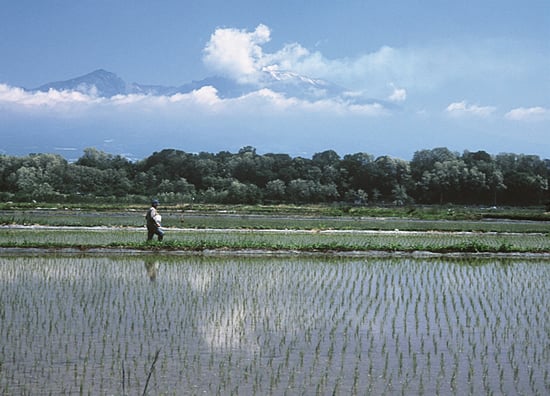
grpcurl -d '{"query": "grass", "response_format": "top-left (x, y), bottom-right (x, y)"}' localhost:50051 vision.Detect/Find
top-left (1, 203), bottom-right (548, 254)
top-left (1, 201), bottom-right (549, 221)
top-left (1, 227), bottom-right (549, 254)
top-left (1, 207), bottom-right (549, 233)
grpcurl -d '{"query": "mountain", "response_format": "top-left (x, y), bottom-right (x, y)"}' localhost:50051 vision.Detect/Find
top-left (130, 76), bottom-right (256, 98)
top-left (32, 70), bottom-right (263, 98)
top-left (35, 69), bottom-right (127, 97)
top-left (31, 69), bottom-right (382, 105)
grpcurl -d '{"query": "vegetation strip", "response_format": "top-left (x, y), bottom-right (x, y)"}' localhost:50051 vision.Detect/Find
top-left (2, 226), bottom-right (549, 254)
top-left (2, 205), bottom-right (548, 255)
top-left (3, 224), bottom-right (547, 236)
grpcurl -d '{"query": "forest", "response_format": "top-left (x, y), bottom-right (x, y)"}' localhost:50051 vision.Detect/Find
top-left (1, 146), bottom-right (548, 206)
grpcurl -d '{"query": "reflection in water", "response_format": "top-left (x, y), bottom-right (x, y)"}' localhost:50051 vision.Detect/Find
top-left (144, 260), bottom-right (159, 281)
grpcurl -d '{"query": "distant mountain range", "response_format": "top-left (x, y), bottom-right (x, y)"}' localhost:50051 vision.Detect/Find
top-left (32, 69), bottom-right (245, 98)
top-left (31, 69), bottom-right (386, 105)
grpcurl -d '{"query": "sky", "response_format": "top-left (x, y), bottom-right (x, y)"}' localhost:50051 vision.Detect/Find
top-left (1, 0), bottom-right (549, 161)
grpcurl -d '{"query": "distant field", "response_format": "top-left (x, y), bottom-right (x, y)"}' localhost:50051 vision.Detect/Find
top-left (1, 204), bottom-right (549, 231)
top-left (1, 204), bottom-right (548, 254)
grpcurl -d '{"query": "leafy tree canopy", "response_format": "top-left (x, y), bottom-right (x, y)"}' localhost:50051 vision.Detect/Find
top-left (1, 147), bottom-right (548, 206)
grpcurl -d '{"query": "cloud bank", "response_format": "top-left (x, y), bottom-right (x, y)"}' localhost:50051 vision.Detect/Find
top-left (0, 83), bottom-right (389, 118)
top-left (505, 107), bottom-right (550, 121)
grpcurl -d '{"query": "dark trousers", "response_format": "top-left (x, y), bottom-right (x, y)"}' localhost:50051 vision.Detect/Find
top-left (147, 225), bottom-right (164, 241)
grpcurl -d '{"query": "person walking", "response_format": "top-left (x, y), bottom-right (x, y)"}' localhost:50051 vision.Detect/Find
top-left (145, 199), bottom-right (164, 241)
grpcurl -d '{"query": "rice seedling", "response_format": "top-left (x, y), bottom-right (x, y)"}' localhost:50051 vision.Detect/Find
top-left (0, 254), bottom-right (548, 394)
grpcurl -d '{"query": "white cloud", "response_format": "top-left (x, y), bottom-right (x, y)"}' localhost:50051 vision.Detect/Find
top-left (200, 25), bottom-right (415, 100)
top-left (168, 86), bottom-right (222, 107)
top-left (264, 42), bottom-right (311, 72)
top-left (0, 82), bottom-right (387, 119)
top-left (445, 100), bottom-right (496, 117)
top-left (0, 84), bottom-right (101, 108)
top-left (388, 84), bottom-right (407, 102)
top-left (213, 88), bottom-right (388, 116)
top-left (203, 24), bottom-right (271, 84)
top-left (505, 106), bottom-right (550, 121)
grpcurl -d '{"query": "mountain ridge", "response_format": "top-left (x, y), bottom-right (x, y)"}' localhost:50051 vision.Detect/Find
top-left (30, 69), bottom-right (383, 105)
top-left (35, 69), bottom-right (127, 97)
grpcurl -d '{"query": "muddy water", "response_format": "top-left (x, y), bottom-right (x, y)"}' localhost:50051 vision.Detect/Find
top-left (0, 255), bottom-right (548, 395)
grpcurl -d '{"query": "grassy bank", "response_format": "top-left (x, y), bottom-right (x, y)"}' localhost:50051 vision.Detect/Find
top-left (2, 227), bottom-right (549, 254)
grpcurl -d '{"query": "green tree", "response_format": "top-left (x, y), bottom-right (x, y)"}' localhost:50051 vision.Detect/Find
top-left (410, 147), bottom-right (458, 181)
top-left (496, 153), bottom-right (548, 204)
top-left (225, 180), bottom-right (261, 204)
top-left (340, 152), bottom-right (374, 192)
top-left (265, 153), bottom-right (297, 182)
top-left (420, 159), bottom-right (468, 204)
top-left (77, 147), bottom-right (130, 170)
top-left (371, 156), bottom-right (412, 202)
top-left (287, 179), bottom-right (314, 203)
top-left (265, 179), bottom-right (286, 202)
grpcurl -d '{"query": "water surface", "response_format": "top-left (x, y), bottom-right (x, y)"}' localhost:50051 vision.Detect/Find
top-left (0, 254), bottom-right (548, 395)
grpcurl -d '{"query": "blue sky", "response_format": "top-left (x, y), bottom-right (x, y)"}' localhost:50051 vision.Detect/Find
top-left (1, 0), bottom-right (549, 160)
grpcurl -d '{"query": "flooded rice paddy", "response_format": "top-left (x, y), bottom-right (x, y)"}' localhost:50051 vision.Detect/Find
top-left (0, 254), bottom-right (548, 395)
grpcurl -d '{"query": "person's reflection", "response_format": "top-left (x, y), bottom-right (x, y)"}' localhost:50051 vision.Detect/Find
top-left (144, 259), bottom-right (160, 281)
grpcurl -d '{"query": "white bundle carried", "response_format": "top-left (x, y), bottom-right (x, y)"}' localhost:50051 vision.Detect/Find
top-left (154, 213), bottom-right (162, 226)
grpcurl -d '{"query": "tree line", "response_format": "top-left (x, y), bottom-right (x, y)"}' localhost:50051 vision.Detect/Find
top-left (1, 146), bottom-right (548, 206)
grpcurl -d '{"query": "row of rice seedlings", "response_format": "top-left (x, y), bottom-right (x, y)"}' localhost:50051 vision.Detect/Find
top-left (0, 210), bottom-right (142, 228)
top-left (0, 228), bottom-right (144, 247)
top-left (165, 229), bottom-right (550, 253)
top-left (173, 214), bottom-right (550, 233)
top-left (0, 255), bottom-right (548, 394)
top-left (3, 208), bottom-right (550, 233)
top-left (2, 227), bottom-right (549, 253)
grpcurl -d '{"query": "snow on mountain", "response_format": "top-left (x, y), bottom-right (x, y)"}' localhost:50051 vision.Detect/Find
top-left (261, 69), bottom-right (348, 101)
